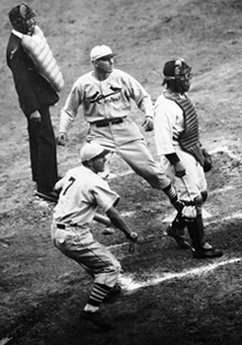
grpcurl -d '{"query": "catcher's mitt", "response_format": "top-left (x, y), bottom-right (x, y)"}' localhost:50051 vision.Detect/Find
top-left (202, 148), bottom-right (212, 172)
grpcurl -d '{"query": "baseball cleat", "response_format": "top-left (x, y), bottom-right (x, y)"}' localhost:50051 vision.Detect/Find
top-left (103, 283), bottom-right (122, 304)
top-left (80, 310), bottom-right (114, 330)
top-left (166, 225), bottom-right (191, 249)
top-left (192, 247), bottom-right (223, 259)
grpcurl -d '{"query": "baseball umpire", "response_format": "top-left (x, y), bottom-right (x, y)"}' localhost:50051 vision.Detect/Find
top-left (6, 4), bottom-right (64, 202)
top-left (56, 45), bottom-right (184, 213)
top-left (154, 58), bottom-right (223, 259)
top-left (51, 142), bottom-right (138, 330)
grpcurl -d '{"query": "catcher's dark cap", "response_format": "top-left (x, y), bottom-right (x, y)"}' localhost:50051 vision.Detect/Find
top-left (163, 60), bottom-right (176, 78)
top-left (9, 3), bottom-right (36, 24)
top-left (162, 58), bottom-right (190, 85)
top-left (162, 60), bottom-right (176, 85)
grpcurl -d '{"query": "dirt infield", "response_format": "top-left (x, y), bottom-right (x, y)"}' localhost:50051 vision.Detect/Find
top-left (1, 0), bottom-right (242, 344)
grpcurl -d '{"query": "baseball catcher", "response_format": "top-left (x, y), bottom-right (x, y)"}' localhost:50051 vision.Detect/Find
top-left (154, 58), bottom-right (223, 259)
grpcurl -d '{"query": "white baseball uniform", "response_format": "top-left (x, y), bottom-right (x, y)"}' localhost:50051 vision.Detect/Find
top-left (59, 68), bottom-right (171, 189)
top-left (51, 165), bottom-right (121, 287)
top-left (154, 92), bottom-right (207, 203)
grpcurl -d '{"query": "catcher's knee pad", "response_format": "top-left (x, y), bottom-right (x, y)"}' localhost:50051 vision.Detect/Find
top-left (201, 190), bottom-right (208, 203)
top-left (193, 194), bottom-right (204, 216)
top-left (194, 194), bottom-right (203, 207)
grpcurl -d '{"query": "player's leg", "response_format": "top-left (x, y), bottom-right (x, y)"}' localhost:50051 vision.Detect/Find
top-left (116, 139), bottom-right (170, 189)
top-left (186, 194), bottom-right (223, 259)
top-left (52, 226), bottom-right (121, 329)
top-left (73, 236), bottom-right (121, 329)
top-left (166, 212), bottom-right (190, 249)
top-left (173, 153), bottom-right (223, 258)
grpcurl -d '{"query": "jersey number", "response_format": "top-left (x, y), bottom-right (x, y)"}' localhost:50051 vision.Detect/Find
top-left (63, 176), bottom-right (76, 195)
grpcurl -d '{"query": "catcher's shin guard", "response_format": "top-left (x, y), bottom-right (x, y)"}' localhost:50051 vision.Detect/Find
top-left (186, 194), bottom-right (205, 250)
top-left (186, 213), bottom-right (205, 251)
top-left (201, 190), bottom-right (208, 203)
top-left (173, 213), bottom-right (187, 231)
top-left (187, 214), bottom-right (223, 258)
top-left (167, 213), bottom-right (190, 249)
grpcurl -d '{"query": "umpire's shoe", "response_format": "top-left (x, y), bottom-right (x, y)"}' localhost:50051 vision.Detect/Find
top-left (193, 247), bottom-right (223, 259)
top-left (166, 225), bottom-right (190, 249)
top-left (35, 190), bottom-right (59, 203)
top-left (80, 310), bottom-right (114, 330)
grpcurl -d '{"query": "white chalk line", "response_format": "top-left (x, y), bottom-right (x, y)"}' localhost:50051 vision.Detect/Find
top-left (0, 337), bottom-right (13, 345)
top-left (107, 146), bottom-right (241, 182)
top-left (209, 185), bottom-right (235, 195)
top-left (108, 209), bottom-right (242, 252)
top-left (209, 145), bottom-right (241, 161)
top-left (119, 257), bottom-right (242, 292)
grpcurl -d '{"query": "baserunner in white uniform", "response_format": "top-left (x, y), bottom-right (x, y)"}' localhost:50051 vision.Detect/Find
top-left (154, 58), bottom-right (223, 259)
top-left (57, 45), bottom-right (184, 213)
top-left (51, 142), bottom-right (138, 330)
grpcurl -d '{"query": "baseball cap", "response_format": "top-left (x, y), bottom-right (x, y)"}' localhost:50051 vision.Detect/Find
top-left (162, 60), bottom-right (176, 79)
top-left (162, 58), bottom-right (190, 85)
top-left (9, 3), bottom-right (36, 24)
top-left (80, 142), bottom-right (109, 162)
top-left (90, 45), bottom-right (114, 61)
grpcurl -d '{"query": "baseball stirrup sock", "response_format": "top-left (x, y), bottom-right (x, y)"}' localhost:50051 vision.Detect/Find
top-left (162, 183), bottom-right (177, 203)
top-left (88, 283), bottom-right (111, 306)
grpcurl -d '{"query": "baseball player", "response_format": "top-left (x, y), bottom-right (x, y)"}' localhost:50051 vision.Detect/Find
top-left (154, 58), bottom-right (223, 259)
top-left (56, 45), bottom-right (184, 213)
top-left (51, 142), bottom-right (138, 330)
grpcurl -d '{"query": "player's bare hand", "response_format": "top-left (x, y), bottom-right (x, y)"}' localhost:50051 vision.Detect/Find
top-left (57, 132), bottom-right (67, 146)
top-left (142, 116), bottom-right (154, 132)
top-left (126, 231), bottom-right (138, 242)
top-left (174, 161), bottom-right (186, 178)
top-left (29, 110), bottom-right (41, 123)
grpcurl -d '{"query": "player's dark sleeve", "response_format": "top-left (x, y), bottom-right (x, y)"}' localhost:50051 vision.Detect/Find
top-left (165, 152), bottom-right (180, 165)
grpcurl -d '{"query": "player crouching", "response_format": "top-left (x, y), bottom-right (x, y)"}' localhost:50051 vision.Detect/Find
top-left (51, 142), bottom-right (137, 330)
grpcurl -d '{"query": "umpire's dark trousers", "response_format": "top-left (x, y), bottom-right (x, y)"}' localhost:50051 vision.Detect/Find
top-left (28, 106), bottom-right (58, 193)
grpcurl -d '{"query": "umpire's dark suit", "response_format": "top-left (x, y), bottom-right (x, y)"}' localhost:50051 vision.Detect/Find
top-left (6, 32), bottom-right (59, 194)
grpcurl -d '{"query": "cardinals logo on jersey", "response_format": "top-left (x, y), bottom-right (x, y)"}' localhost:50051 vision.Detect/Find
top-left (88, 86), bottom-right (122, 104)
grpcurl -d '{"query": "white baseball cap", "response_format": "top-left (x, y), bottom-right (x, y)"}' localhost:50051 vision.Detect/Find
top-left (80, 142), bottom-right (109, 162)
top-left (90, 45), bottom-right (114, 61)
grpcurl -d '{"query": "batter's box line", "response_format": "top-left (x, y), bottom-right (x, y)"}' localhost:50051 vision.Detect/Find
top-left (108, 209), bottom-right (242, 253)
top-left (118, 256), bottom-right (242, 293)
top-left (0, 337), bottom-right (13, 345)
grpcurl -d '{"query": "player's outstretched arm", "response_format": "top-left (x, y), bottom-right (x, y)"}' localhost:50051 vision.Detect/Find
top-left (106, 206), bottom-right (138, 242)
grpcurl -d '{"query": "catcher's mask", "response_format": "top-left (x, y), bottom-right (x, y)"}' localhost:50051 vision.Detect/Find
top-left (9, 3), bottom-right (36, 35)
top-left (162, 58), bottom-right (192, 93)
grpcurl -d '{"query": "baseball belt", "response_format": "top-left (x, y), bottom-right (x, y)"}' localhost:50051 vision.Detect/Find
top-left (94, 117), bottom-right (125, 127)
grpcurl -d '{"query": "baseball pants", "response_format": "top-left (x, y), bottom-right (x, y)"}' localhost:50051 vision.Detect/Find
top-left (87, 117), bottom-right (170, 189)
top-left (160, 147), bottom-right (207, 202)
top-left (28, 106), bottom-right (58, 193)
top-left (51, 222), bottom-right (121, 288)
